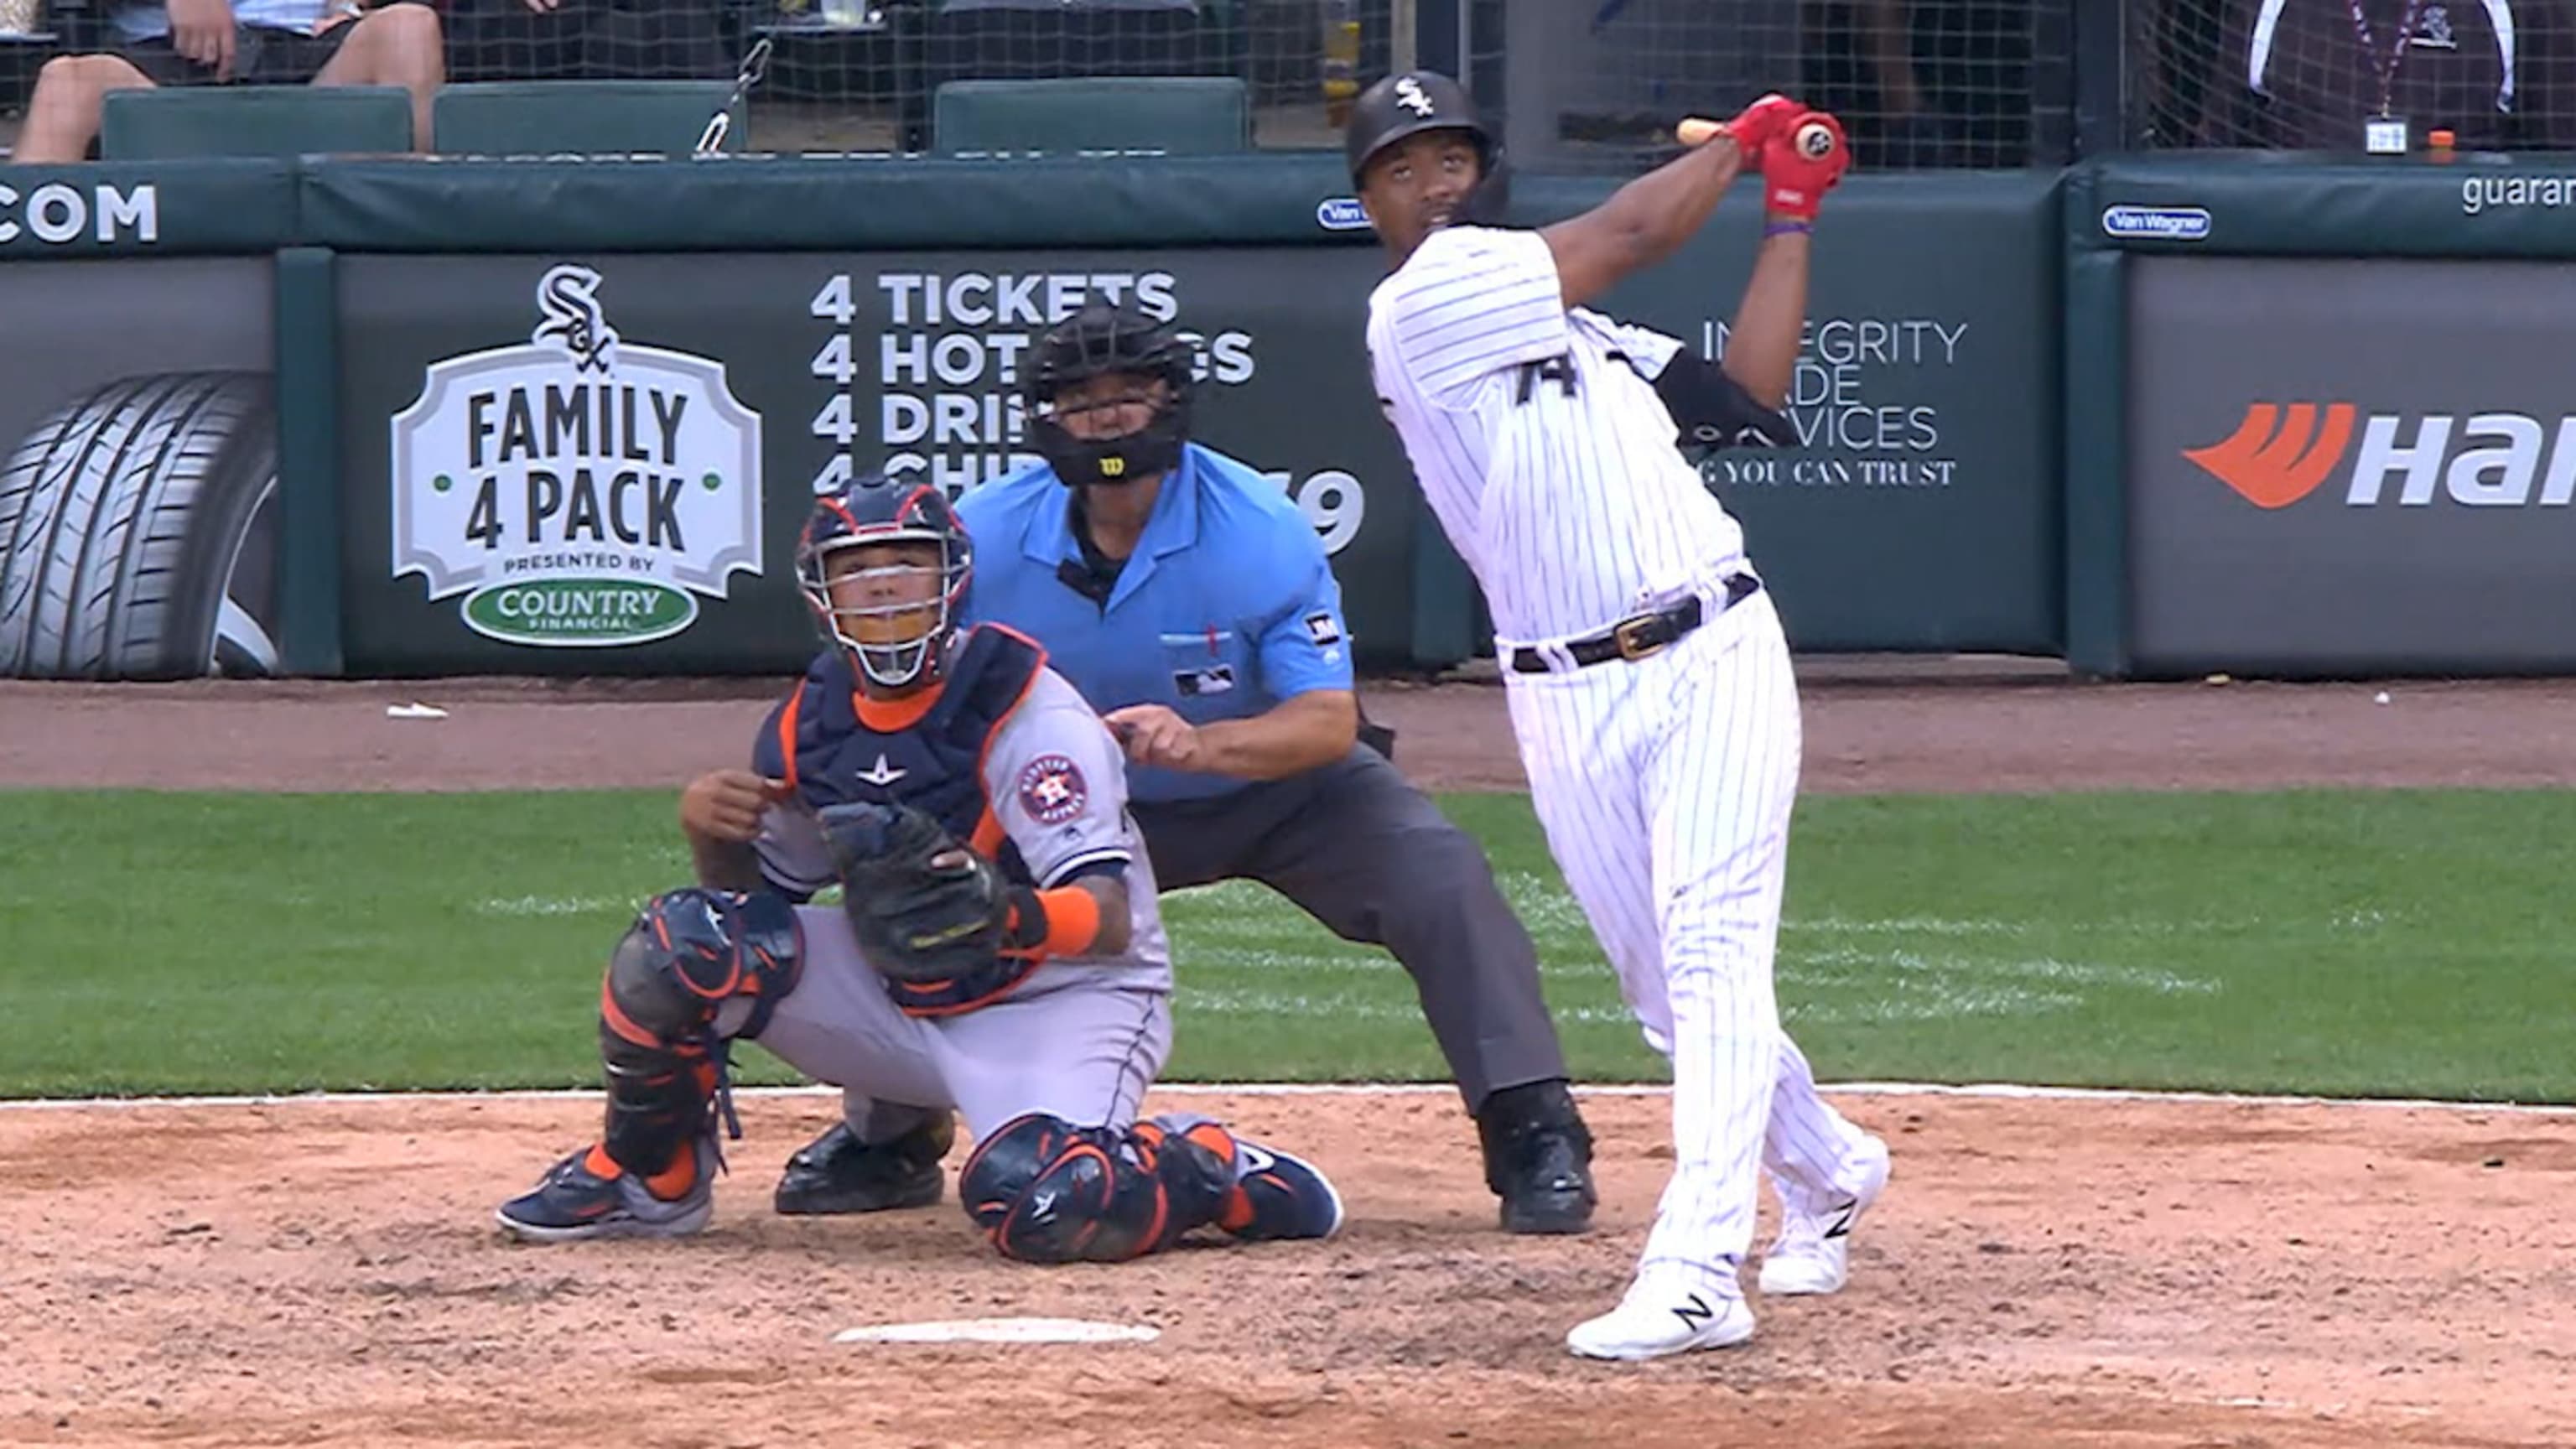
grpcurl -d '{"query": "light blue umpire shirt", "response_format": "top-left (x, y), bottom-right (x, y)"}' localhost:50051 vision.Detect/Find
top-left (953, 442), bottom-right (1355, 804)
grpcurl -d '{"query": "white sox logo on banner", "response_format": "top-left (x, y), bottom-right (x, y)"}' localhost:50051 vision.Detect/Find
top-left (390, 263), bottom-right (765, 648)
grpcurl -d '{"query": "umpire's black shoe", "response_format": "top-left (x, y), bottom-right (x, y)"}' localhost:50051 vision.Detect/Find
top-left (1477, 1078), bottom-right (1598, 1235)
top-left (773, 1114), bottom-right (954, 1216)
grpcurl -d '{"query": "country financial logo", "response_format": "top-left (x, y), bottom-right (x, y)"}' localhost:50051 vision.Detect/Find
top-left (390, 264), bottom-right (765, 647)
top-left (2184, 403), bottom-right (2576, 510)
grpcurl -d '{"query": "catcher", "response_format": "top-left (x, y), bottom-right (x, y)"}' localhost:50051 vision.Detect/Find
top-left (494, 472), bottom-right (1346, 1263)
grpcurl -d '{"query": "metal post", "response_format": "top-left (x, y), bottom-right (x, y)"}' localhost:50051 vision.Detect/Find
top-left (1392, 0), bottom-right (1415, 75)
top-left (1413, 0), bottom-right (1458, 73)
top-left (2073, 0), bottom-right (2128, 157)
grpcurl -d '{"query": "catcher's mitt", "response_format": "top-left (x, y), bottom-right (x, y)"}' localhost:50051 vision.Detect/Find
top-left (815, 801), bottom-right (1011, 984)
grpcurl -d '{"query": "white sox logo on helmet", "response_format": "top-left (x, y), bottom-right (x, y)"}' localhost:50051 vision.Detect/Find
top-left (1394, 77), bottom-right (1436, 117)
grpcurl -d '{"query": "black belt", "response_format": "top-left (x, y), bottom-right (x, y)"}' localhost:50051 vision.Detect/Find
top-left (1507, 574), bottom-right (1758, 674)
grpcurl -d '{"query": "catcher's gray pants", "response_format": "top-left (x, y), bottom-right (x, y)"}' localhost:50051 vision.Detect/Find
top-left (1134, 745), bottom-right (1567, 1114)
top-left (733, 906), bottom-right (1171, 1146)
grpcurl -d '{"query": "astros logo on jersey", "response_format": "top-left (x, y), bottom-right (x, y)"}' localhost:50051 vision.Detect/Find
top-left (1019, 754), bottom-right (1088, 825)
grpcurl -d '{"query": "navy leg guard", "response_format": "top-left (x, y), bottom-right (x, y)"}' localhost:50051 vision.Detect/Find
top-left (595, 887), bottom-right (802, 1177)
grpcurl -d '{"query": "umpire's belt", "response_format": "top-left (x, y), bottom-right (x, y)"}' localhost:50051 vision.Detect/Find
top-left (1504, 574), bottom-right (1759, 675)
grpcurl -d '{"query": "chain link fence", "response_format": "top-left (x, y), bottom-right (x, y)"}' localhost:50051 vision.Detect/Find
top-left (7, 2), bottom-right (2574, 165)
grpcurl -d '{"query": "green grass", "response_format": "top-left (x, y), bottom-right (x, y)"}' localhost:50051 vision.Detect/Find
top-left (2, 788), bottom-right (2569, 1102)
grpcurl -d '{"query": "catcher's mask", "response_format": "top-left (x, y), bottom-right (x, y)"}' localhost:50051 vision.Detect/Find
top-left (795, 474), bottom-right (974, 691)
top-left (1345, 70), bottom-right (1512, 228)
top-left (1025, 298), bottom-right (1194, 490)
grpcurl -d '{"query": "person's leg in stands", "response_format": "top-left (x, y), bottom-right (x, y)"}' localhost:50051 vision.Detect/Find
top-left (13, 54), bottom-right (157, 163)
top-left (312, 2), bottom-right (444, 151)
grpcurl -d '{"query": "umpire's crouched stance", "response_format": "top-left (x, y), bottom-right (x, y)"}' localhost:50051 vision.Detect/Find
top-left (773, 298), bottom-right (1598, 1234)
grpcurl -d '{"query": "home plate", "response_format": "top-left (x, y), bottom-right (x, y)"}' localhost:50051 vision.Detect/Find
top-left (833, 1317), bottom-right (1161, 1346)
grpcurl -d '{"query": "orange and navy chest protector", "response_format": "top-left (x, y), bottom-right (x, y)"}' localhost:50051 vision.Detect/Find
top-left (755, 625), bottom-right (1046, 1015)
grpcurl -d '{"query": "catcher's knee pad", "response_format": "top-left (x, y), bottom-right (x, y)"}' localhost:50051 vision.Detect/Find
top-left (595, 889), bottom-right (803, 1176)
top-left (958, 1113), bottom-right (1233, 1265)
top-left (601, 888), bottom-right (803, 1048)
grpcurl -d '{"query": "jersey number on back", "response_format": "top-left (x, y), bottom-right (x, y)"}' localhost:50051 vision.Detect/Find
top-left (1514, 354), bottom-right (1579, 404)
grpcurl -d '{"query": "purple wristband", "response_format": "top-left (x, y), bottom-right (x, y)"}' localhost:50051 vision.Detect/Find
top-left (1763, 220), bottom-right (1813, 239)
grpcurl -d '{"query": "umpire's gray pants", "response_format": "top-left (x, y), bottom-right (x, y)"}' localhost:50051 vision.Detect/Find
top-left (1131, 745), bottom-right (1568, 1114)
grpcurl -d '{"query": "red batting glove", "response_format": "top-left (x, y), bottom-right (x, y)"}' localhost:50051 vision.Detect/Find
top-left (1719, 93), bottom-right (1805, 160)
top-left (1760, 110), bottom-right (1850, 223)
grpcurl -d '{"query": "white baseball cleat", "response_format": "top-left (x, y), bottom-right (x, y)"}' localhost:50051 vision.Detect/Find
top-left (1758, 1135), bottom-right (1892, 1297)
top-left (1565, 1284), bottom-right (1756, 1362)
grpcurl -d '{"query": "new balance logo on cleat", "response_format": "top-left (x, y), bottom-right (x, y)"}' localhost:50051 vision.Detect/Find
top-left (1758, 1137), bottom-right (1890, 1298)
top-left (1566, 1286), bottom-right (1757, 1362)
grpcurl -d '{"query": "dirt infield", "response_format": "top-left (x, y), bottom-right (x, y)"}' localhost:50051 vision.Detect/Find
top-left (4, 664), bottom-right (2573, 1449)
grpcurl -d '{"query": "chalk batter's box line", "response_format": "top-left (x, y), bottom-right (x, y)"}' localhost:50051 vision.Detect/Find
top-left (1, 1082), bottom-right (2572, 1116)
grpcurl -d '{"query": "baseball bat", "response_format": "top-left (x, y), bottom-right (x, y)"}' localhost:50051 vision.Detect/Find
top-left (1676, 115), bottom-right (1842, 159)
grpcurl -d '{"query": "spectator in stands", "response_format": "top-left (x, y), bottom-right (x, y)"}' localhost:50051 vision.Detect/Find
top-left (2199, 0), bottom-right (2576, 149)
top-left (10, 0), bottom-right (444, 162)
top-left (443, 0), bottom-right (732, 86)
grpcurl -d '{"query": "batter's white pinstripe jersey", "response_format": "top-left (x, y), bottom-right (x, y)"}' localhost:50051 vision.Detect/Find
top-left (1363, 217), bottom-right (1889, 1337)
top-left (1364, 225), bottom-right (1752, 644)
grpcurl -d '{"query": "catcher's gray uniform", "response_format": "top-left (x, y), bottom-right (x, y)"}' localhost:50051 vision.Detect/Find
top-left (714, 656), bottom-right (1175, 1145)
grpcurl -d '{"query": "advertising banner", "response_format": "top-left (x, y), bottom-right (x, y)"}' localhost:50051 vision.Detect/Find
top-left (0, 258), bottom-right (278, 680)
top-left (0, 161), bottom-right (298, 258)
top-left (1550, 173), bottom-right (2064, 654)
top-left (335, 247), bottom-right (1415, 674)
top-left (2127, 254), bottom-right (2576, 673)
top-left (2085, 153), bottom-right (2576, 259)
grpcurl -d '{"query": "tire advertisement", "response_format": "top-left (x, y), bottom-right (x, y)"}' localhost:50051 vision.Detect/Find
top-left (0, 258), bottom-right (281, 681)
top-left (2127, 254), bottom-right (2576, 674)
top-left (334, 248), bottom-right (1415, 676)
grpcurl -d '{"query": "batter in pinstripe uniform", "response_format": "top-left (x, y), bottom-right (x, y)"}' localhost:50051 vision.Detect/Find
top-left (1348, 71), bottom-right (1894, 1360)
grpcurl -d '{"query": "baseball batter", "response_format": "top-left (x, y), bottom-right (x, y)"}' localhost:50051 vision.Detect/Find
top-left (1347, 72), bottom-right (1893, 1359)
top-left (494, 474), bottom-right (1343, 1264)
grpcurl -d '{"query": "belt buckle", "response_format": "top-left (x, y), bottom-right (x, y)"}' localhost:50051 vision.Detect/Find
top-left (1612, 614), bottom-right (1667, 662)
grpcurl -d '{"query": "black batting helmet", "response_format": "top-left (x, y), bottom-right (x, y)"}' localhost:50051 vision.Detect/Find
top-left (1343, 70), bottom-right (1511, 225)
top-left (1023, 297), bottom-right (1195, 489)
top-left (795, 472), bottom-right (974, 691)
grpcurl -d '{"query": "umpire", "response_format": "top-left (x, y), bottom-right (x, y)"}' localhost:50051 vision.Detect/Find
top-left (771, 298), bottom-right (1598, 1236)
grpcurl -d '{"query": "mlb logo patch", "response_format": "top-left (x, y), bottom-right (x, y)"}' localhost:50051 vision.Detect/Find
top-left (1017, 753), bottom-right (1088, 825)
top-left (1303, 611), bottom-right (1343, 647)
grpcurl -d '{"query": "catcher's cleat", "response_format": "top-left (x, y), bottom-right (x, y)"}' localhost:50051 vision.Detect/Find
top-left (1212, 1134), bottom-right (1346, 1243)
top-left (1478, 1078), bottom-right (1599, 1236)
top-left (496, 1140), bottom-right (715, 1244)
top-left (773, 1116), bottom-right (953, 1216)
